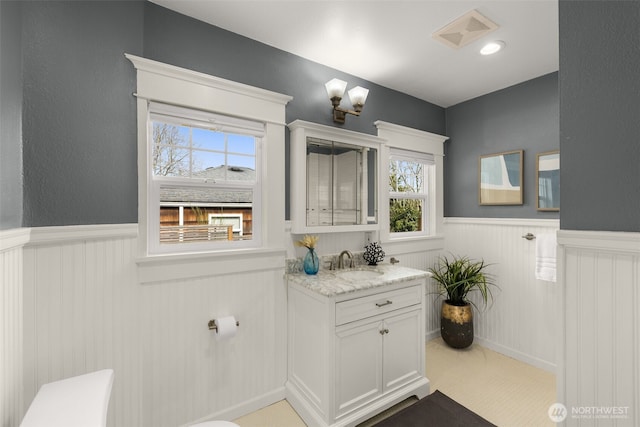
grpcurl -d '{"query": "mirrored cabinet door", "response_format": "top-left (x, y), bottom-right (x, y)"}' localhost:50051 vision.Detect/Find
top-left (289, 120), bottom-right (383, 234)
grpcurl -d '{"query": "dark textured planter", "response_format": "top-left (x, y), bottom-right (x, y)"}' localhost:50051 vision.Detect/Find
top-left (440, 300), bottom-right (474, 349)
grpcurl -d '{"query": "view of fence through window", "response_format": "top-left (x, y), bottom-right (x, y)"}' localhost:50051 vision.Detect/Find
top-left (389, 158), bottom-right (425, 233)
top-left (152, 120), bottom-right (257, 245)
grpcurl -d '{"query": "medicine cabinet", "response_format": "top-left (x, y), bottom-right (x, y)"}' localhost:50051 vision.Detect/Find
top-left (288, 120), bottom-right (383, 234)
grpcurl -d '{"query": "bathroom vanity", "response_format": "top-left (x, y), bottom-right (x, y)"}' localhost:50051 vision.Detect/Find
top-left (286, 265), bottom-right (430, 427)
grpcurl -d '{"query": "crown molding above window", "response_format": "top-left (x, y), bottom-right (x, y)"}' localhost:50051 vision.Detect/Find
top-left (125, 53), bottom-right (292, 125)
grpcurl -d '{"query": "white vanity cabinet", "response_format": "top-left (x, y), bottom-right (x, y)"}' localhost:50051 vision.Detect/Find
top-left (286, 269), bottom-right (430, 427)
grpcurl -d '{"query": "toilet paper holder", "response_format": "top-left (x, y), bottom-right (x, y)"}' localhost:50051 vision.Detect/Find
top-left (208, 318), bottom-right (240, 331)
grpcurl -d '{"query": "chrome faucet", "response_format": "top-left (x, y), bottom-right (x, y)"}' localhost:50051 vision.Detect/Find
top-left (338, 250), bottom-right (354, 269)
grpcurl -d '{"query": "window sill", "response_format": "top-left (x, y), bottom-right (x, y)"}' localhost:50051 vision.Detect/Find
top-left (382, 234), bottom-right (444, 253)
top-left (136, 247), bottom-right (286, 284)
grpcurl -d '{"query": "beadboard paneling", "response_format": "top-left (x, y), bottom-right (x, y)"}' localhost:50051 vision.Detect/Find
top-left (443, 218), bottom-right (560, 372)
top-left (141, 269), bottom-right (287, 427)
top-left (0, 229), bottom-right (28, 427)
top-left (21, 225), bottom-right (288, 427)
top-left (558, 230), bottom-right (640, 427)
top-left (22, 228), bottom-right (142, 427)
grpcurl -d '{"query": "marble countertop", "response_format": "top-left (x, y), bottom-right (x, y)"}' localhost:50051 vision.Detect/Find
top-left (286, 264), bottom-right (431, 297)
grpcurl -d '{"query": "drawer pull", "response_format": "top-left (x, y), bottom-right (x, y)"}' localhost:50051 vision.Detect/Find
top-left (375, 300), bottom-right (393, 308)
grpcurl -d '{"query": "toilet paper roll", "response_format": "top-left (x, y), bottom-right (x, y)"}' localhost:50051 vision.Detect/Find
top-left (215, 316), bottom-right (238, 341)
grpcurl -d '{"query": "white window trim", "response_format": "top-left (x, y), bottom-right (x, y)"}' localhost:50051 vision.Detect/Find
top-left (126, 54), bottom-right (292, 264)
top-left (374, 121), bottom-right (448, 244)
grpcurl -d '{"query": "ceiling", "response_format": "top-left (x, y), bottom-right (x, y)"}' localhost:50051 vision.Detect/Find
top-left (150, 0), bottom-right (558, 108)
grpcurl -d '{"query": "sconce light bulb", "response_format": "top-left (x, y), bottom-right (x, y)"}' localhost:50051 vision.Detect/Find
top-left (325, 78), bottom-right (348, 100)
top-left (348, 86), bottom-right (369, 111)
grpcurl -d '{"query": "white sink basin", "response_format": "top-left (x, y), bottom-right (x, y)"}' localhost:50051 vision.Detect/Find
top-left (335, 269), bottom-right (384, 281)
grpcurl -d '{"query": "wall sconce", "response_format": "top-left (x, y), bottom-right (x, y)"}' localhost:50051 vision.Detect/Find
top-left (325, 78), bottom-right (369, 124)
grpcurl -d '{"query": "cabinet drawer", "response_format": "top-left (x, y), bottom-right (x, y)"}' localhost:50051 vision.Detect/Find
top-left (335, 285), bottom-right (422, 326)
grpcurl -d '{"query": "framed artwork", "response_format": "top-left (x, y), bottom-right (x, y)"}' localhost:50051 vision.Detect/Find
top-left (536, 150), bottom-right (560, 211)
top-left (479, 150), bottom-right (523, 205)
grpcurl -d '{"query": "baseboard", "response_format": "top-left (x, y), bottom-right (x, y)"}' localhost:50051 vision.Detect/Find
top-left (425, 329), bottom-right (440, 342)
top-left (426, 331), bottom-right (556, 374)
top-left (473, 336), bottom-right (556, 374)
top-left (287, 378), bottom-right (430, 427)
top-left (336, 379), bottom-right (430, 427)
top-left (182, 387), bottom-right (286, 427)
top-left (285, 381), bottom-right (327, 427)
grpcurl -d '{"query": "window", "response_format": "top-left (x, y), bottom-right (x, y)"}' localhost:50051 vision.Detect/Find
top-left (388, 149), bottom-right (434, 238)
top-left (127, 53), bottom-right (291, 265)
top-left (148, 103), bottom-right (262, 253)
top-left (375, 120), bottom-right (447, 245)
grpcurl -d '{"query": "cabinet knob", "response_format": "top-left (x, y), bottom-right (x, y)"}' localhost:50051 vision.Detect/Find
top-left (375, 300), bottom-right (393, 308)
top-left (379, 328), bottom-right (389, 335)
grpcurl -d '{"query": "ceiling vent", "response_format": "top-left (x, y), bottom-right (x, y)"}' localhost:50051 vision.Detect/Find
top-left (432, 9), bottom-right (499, 49)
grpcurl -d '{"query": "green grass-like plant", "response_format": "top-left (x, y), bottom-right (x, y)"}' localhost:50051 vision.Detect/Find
top-left (428, 255), bottom-right (497, 310)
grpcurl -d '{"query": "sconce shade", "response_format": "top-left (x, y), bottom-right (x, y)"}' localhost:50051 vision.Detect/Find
top-left (348, 86), bottom-right (369, 110)
top-left (325, 78), bottom-right (348, 99)
top-left (325, 78), bottom-right (368, 123)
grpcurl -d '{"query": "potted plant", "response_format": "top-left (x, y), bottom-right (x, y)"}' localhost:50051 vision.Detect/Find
top-left (428, 255), bottom-right (497, 349)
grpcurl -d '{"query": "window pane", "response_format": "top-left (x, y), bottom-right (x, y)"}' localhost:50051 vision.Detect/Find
top-left (192, 151), bottom-right (225, 176)
top-left (228, 134), bottom-right (255, 155)
top-left (389, 160), bottom-right (424, 193)
top-left (159, 186), bottom-right (253, 244)
top-left (153, 122), bottom-right (190, 147)
top-left (192, 128), bottom-right (225, 151)
top-left (227, 154), bottom-right (255, 171)
top-left (153, 122), bottom-right (192, 177)
top-left (154, 148), bottom-right (190, 177)
top-left (389, 198), bottom-right (423, 233)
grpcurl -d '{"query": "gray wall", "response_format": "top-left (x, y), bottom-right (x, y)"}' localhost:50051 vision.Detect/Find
top-left (142, 2), bottom-right (445, 221)
top-left (0, 1), bottom-right (23, 229)
top-left (21, 0), bottom-right (143, 227)
top-left (6, 1), bottom-right (445, 228)
top-left (142, 3), bottom-right (446, 137)
top-left (444, 73), bottom-right (560, 219)
top-left (559, 0), bottom-right (640, 232)
top-left (9, 1), bottom-right (639, 232)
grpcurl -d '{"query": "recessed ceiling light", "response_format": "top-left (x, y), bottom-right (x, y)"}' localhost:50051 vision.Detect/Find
top-left (480, 41), bottom-right (505, 55)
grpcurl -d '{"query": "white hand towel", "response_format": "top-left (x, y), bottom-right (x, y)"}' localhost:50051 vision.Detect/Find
top-left (535, 233), bottom-right (557, 282)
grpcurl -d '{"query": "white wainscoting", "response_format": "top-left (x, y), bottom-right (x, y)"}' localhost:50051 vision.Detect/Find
top-left (0, 228), bottom-right (29, 427)
top-left (558, 230), bottom-right (640, 427)
top-left (17, 220), bottom-right (630, 425)
top-left (17, 224), bottom-right (288, 427)
top-left (443, 218), bottom-right (560, 372)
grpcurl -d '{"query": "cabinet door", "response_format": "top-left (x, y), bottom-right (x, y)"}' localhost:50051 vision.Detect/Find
top-left (335, 321), bottom-right (383, 418)
top-left (382, 309), bottom-right (424, 392)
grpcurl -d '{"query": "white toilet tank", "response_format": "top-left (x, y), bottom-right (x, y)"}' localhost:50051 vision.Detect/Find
top-left (20, 369), bottom-right (114, 427)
